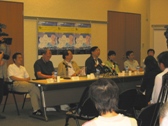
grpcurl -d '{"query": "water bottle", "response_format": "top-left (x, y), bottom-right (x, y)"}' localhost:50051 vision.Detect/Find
top-left (136, 66), bottom-right (140, 74)
top-left (125, 66), bottom-right (129, 73)
top-left (53, 71), bottom-right (57, 82)
top-left (95, 69), bottom-right (100, 78)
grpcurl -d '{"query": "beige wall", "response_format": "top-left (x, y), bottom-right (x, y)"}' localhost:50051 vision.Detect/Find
top-left (150, 0), bottom-right (168, 49)
top-left (2, 0), bottom-right (150, 78)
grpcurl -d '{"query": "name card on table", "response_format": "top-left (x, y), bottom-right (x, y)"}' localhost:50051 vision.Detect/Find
top-left (46, 78), bottom-right (54, 83)
top-left (71, 76), bottom-right (79, 81)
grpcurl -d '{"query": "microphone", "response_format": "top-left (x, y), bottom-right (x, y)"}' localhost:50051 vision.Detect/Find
top-left (63, 62), bottom-right (71, 68)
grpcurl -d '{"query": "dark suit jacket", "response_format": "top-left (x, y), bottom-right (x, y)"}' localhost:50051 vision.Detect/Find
top-left (85, 56), bottom-right (102, 74)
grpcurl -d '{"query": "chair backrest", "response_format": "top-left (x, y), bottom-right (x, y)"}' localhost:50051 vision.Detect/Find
top-left (137, 103), bottom-right (160, 126)
top-left (118, 88), bottom-right (137, 110)
top-left (77, 86), bottom-right (99, 117)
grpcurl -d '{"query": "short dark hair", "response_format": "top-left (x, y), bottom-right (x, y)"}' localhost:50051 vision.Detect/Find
top-left (144, 56), bottom-right (160, 72)
top-left (41, 48), bottom-right (51, 55)
top-left (147, 49), bottom-right (155, 54)
top-left (12, 52), bottom-right (22, 63)
top-left (157, 51), bottom-right (168, 68)
top-left (126, 51), bottom-right (133, 59)
top-left (108, 50), bottom-right (116, 57)
top-left (90, 46), bottom-right (98, 54)
top-left (62, 50), bottom-right (72, 59)
top-left (89, 78), bottom-right (119, 114)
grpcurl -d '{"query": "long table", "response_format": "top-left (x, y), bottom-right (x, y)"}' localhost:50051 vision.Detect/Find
top-left (30, 73), bottom-right (144, 121)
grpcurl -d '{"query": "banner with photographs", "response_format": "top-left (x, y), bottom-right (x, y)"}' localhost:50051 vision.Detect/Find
top-left (37, 21), bottom-right (91, 55)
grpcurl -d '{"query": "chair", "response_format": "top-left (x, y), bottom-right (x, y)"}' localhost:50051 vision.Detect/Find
top-left (136, 103), bottom-right (160, 126)
top-left (2, 81), bottom-right (28, 115)
top-left (64, 86), bottom-right (99, 126)
top-left (117, 88), bottom-right (138, 117)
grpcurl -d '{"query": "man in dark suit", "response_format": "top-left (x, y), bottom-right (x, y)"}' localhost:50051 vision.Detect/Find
top-left (85, 46), bottom-right (103, 74)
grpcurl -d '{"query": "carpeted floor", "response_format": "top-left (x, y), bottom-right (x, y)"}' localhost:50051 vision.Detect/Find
top-left (0, 101), bottom-right (86, 126)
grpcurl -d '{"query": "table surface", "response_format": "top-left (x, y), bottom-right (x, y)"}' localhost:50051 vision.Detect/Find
top-left (30, 72), bottom-right (144, 85)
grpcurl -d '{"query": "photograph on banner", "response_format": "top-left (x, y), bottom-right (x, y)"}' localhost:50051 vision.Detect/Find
top-left (74, 23), bottom-right (91, 54)
top-left (37, 21), bottom-right (91, 55)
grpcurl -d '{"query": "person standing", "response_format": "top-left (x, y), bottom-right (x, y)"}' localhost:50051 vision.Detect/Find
top-left (150, 51), bottom-right (168, 104)
top-left (0, 34), bottom-right (11, 119)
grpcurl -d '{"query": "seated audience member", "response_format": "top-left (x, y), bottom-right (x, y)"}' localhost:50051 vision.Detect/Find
top-left (82, 78), bottom-right (137, 126)
top-left (105, 50), bottom-right (120, 74)
top-left (8, 52), bottom-right (42, 116)
top-left (150, 51), bottom-right (168, 104)
top-left (160, 102), bottom-right (168, 126)
top-left (57, 50), bottom-right (80, 77)
top-left (140, 56), bottom-right (161, 104)
top-left (85, 46), bottom-right (103, 74)
top-left (124, 51), bottom-right (139, 71)
top-left (143, 49), bottom-right (155, 68)
top-left (34, 48), bottom-right (55, 79)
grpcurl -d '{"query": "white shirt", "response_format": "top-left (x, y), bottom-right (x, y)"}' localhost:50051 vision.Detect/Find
top-left (8, 63), bottom-right (29, 82)
top-left (82, 114), bottom-right (137, 126)
top-left (151, 68), bottom-right (168, 104)
top-left (66, 61), bottom-right (75, 76)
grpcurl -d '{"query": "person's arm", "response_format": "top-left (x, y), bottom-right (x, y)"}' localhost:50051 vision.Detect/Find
top-left (36, 71), bottom-right (53, 79)
top-left (72, 61), bottom-right (81, 76)
top-left (151, 75), bottom-right (162, 104)
top-left (9, 76), bottom-right (30, 81)
top-left (0, 52), bottom-right (4, 65)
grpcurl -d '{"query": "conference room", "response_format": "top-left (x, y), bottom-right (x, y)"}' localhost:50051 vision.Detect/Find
top-left (0, 0), bottom-right (168, 126)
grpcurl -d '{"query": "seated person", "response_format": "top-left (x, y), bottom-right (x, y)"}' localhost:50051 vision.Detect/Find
top-left (140, 56), bottom-right (161, 104)
top-left (34, 48), bottom-right (55, 79)
top-left (150, 51), bottom-right (168, 104)
top-left (160, 102), bottom-right (168, 126)
top-left (57, 50), bottom-right (81, 77)
top-left (8, 52), bottom-right (42, 116)
top-left (124, 50), bottom-right (140, 71)
top-left (85, 46), bottom-right (103, 74)
top-left (105, 50), bottom-right (120, 74)
top-left (82, 78), bottom-right (137, 126)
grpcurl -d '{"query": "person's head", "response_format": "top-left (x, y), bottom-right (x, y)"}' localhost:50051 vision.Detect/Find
top-left (157, 51), bottom-right (168, 71)
top-left (12, 52), bottom-right (22, 66)
top-left (147, 49), bottom-right (155, 56)
top-left (160, 102), bottom-right (168, 126)
top-left (89, 78), bottom-right (119, 115)
top-left (0, 36), bottom-right (3, 41)
top-left (62, 50), bottom-right (73, 62)
top-left (90, 46), bottom-right (100, 58)
top-left (126, 51), bottom-right (134, 60)
top-left (50, 34), bottom-right (57, 42)
top-left (108, 50), bottom-right (116, 61)
top-left (42, 48), bottom-right (52, 62)
top-left (144, 56), bottom-right (159, 72)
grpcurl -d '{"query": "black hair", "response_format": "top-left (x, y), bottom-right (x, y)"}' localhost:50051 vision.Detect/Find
top-left (147, 49), bottom-right (155, 54)
top-left (90, 46), bottom-right (98, 54)
top-left (41, 48), bottom-right (51, 55)
top-left (144, 56), bottom-right (160, 72)
top-left (12, 52), bottom-right (22, 63)
top-left (126, 51), bottom-right (133, 59)
top-left (157, 51), bottom-right (168, 68)
top-left (89, 78), bottom-right (119, 114)
top-left (108, 50), bottom-right (116, 57)
top-left (62, 50), bottom-right (72, 59)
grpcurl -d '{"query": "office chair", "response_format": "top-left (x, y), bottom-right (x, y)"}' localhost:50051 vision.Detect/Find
top-left (64, 86), bottom-right (99, 126)
top-left (136, 103), bottom-right (160, 126)
top-left (2, 81), bottom-right (28, 115)
top-left (117, 88), bottom-right (137, 117)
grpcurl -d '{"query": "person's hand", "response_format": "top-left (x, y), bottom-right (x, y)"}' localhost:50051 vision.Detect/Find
top-left (0, 51), bottom-right (4, 60)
